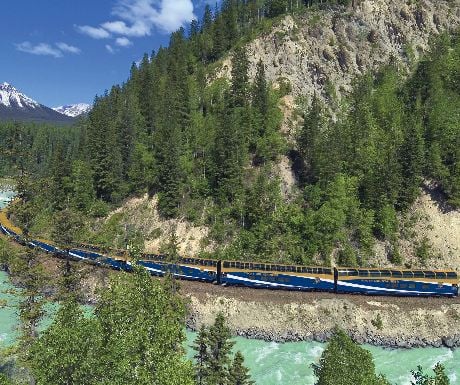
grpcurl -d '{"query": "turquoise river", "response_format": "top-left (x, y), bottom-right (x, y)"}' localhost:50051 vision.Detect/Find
top-left (0, 191), bottom-right (459, 384)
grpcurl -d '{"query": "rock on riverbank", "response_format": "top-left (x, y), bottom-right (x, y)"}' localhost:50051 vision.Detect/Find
top-left (183, 282), bottom-right (460, 349)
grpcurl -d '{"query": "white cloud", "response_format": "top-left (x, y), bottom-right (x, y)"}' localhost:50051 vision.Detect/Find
top-left (76, 25), bottom-right (111, 39)
top-left (79, 0), bottom-right (196, 47)
top-left (56, 42), bottom-right (81, 54)
top-left (16, 42), bottom-right (63, 58)
top-left (105, 44), bottom-right (116, 54)
top-left (102, 20), bottom-right (150, 37)
top-left (150, 0), bottom-right (195, 33)
top-left (115, 37), bottom-right (133, 47)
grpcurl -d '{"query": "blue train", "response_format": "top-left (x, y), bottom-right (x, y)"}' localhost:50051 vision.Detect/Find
top-left (1, 223), bottom-right (458, 297)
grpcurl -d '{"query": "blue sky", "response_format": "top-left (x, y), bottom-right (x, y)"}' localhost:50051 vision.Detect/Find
top-left (1, 0), bottom-right (213, 107)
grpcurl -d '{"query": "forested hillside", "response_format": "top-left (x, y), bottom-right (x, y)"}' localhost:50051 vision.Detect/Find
top-left (2, 0), bottom-right (460, 268)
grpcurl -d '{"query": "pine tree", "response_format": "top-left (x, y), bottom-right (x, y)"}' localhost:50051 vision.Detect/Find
top-left (313, 329), bottom-right (390, 385)
top-left (70, 160), bottom-right (95, 213)
top-left (14, 249), bottom-right (48, 357)
top-left (206, 313), bottom-right (235, 385)
top-left (193, 325), bottom-right (210, 385)
top-left (252, 59), bottom-right (269, 120)
top-left (231, 46), bottom-right (250, 108)
top-left (228, 351), bottom-right (254, 385)
top-left (52, 208), bottom-right (82, 252)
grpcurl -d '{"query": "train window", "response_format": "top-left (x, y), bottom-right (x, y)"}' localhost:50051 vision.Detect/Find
top-left (346, 269), bottom-right (358, 276)
top-left (369, 270), bottom-right (381, 277)
top-left (447, 272), bottom-right (458, 279)
top-left (391, 270), bottom-right (402, 277)
top-left (435, 272), bottom-right (446, 279)
top-left (422, 284), bottom-right (430, 289)
top-left (424, 271), bottom-right (435, 279)
top-left (358, 270), bottom-right (369, 277)
top-left (380, 270), bottom-right (391, 277)
top-left (409, 283), bottom-right (416, 289)
top-left (223, 262), bottom-right (229, 268)
top-left (400, 283), bottom-right (407, 289)
top-left (413, 272), bottom-right (424, 278)
top-left (402, 271), bottom-right (413, 278)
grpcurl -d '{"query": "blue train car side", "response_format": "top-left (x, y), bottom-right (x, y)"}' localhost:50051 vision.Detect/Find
top-left (138, 257), bottom-right (218, 282)
top-left (221, 261), bottom-right (335, 291)
top-left (336, 268), bottom-right (458, 297)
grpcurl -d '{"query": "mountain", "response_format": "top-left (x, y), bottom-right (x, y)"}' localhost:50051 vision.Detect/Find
top-left (0, 82), bottom-right (74, 124)
top-left (53, 103), bottom-right (91, 118)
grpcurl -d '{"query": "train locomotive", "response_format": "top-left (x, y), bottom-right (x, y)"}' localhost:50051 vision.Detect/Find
top-left (0, 222), bottom-right (458, 297)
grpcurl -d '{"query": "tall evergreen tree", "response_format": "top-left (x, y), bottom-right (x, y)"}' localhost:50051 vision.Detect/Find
top-left (228, 351), bottom-right (254, 385)
top-left (313, 329), bottom-right (390, 385)
top-left (231, 46), bottom-right (250, 108)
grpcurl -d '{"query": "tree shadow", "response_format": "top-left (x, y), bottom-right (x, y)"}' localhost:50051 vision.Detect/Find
top-left (422, 181), bottom-right (457, 215)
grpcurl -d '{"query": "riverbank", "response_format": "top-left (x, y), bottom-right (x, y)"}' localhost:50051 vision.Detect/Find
top-left (183, 281), bottom-right (460, 348)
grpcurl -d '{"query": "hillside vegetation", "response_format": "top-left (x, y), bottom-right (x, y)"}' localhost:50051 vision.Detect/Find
top-left (2, 0), bottom-right (460, 269)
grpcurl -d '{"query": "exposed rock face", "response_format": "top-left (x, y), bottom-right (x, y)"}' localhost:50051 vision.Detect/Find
top-left (217, 0), bottom-right (460, 104)
top-left (186, 292), bottom-right (460, 348)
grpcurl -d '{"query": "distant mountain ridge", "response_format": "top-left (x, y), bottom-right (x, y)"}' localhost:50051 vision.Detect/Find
top-left (53, 103), bottom-right (92, 118)
top-left (0, 82), bottom-right (75, 124)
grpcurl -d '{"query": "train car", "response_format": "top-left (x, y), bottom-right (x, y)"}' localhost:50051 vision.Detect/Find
top-left (138, 257), bottom-right (219, 282)
top-left (220, 261), bottom-right (335, 291)
top-left (30, 239), bottom-right (59, 254)
top-left (336, 268), bottom-right (459, 297)
top-left (68, 248), bottom-right (105, 263)
top-left (0, 224), bottom-right (16, 237)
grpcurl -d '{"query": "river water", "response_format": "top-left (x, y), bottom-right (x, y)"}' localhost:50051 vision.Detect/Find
top-left (0, 191), bottom-right (458, 384)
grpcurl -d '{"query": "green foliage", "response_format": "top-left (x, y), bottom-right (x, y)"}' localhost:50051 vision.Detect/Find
top-left (29, 267), bottom-right (194, 385)
top-left (371, 313), bottom-right (383, 330)
top-left (229, 351), bottom-right (254, 385)
top-left (0, 374), bottom-right (12, 385)
top-left (411, 363), bottom-right (450, 385)
top-left (29, 300), bottom-right (96, 385)
top-left (313, 329), bottom-right (391, 385)
top-left (51, 208), bottom-right (83, 249)
top-left (192, 313), bottom-right (254, 385)
top-left (415, 237), bottom-right (432, 264)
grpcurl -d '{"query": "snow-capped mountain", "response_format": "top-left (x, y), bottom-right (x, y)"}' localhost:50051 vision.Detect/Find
top-left (0, 82), bottom-right (40, 109)
top-left (0, 82), bottom-right (74, 124)
top-left (53, 103), bottom-right (91, 118)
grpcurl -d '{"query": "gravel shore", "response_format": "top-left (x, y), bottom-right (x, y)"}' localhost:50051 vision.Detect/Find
top-left (180, 280), bottom-right (460, 348)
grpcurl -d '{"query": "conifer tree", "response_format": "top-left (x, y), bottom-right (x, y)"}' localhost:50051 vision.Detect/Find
top-left (206, 313), bottom-right (235, 385)
top-left (193, 325), bottom-right (210, 385)
top-left (231, 46), bottom-right (250, 108)
top-left (228, 351), bottom-right (254, 385)
top-left (313, 329), bottom-right (390, 385)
